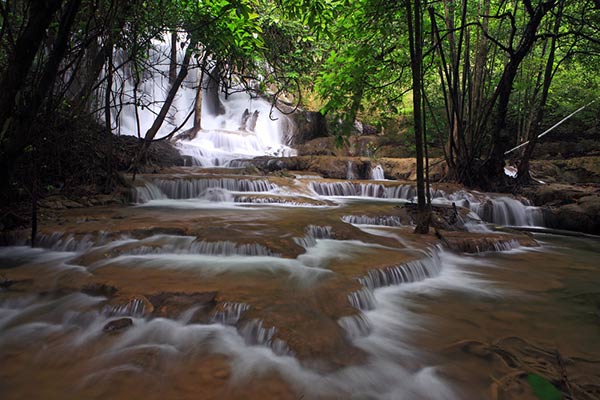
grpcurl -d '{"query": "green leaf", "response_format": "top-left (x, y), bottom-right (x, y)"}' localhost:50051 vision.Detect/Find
top-left (527, 374), bottom-right (563, 400)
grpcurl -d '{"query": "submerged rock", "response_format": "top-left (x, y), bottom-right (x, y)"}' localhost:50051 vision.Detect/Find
top-left (147, 291), bottom-right (218, 320)
top-left (103, 317), bottom-right (133, 333)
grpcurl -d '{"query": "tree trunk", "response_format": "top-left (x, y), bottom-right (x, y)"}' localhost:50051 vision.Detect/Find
top-left (407, 0), bottom-right (429, 234)
top-left (169, 31), bottom-right (178, 85)
top-left (517, 1), bottom-right (563, 183)
top-left (485, 0), bottom-right (556, 189)
top-left (132, 38), bottom-right (197, 176)
top-left (104, 45), bottom-right (114, 191)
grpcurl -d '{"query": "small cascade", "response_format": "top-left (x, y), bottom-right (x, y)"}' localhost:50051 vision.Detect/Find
top-left (370, 164), bottom-right (385, 180)
top-left (311, 181), bottom-right (417, 200)
top-left (358, 248), bottom-right (443, 291)
top-left (104, 298), bottom-right (147, 318)
top-left (211, 302), bottom-right (251, 325)
top-left (134, 182), bottom-right (167, 203)
top-left (34, 232), bottom-right (108, 252)
top-left (492, 239), bottom-right (521, 252)
top-left (123, 236), bottom-right (277, 257)
top-left (346, 161), bottom-right (356, 180)
top-left (339, 248), bottom-right (444, 342)
top-left (189, 241), bottom-right (275, 256)
top-left (338, 313), bottom-right (372, 340)
top-left (476, 197), bottom-right (544, 226)
top-left (442, 191), bottom-right (544, 227)
top-left (135, 177), bottom-right (276, 202)
top-left (239, 319), bottom-right (293, 356)
top-left (342, 215), bottom-right (404, 227)
top-left (294, 225), bottom-right (334, 248)
top-left (348, 287), bottom-right (377, 311)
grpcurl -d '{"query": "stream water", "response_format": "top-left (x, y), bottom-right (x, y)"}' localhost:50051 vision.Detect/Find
top-left (1, 42), bottom-right (599, 399)
top-left (1, 173), bottom-right (599, 399)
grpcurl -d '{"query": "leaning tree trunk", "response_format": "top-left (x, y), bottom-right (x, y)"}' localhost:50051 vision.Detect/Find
top-left (485, 0), bottom-right (556, 189)
top-left (517, 2), bottom-right (563, 183)
top-left (132, 38), bottom-right (197, 177)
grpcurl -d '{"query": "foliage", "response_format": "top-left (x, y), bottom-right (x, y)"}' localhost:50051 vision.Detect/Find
top-left (527, 373), bottom-right (563, 400)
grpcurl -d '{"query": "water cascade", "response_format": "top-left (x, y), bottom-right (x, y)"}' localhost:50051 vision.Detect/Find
top-left (346, 161), bottom-right (356, 180)
top-left (341, 215), bottom-right (404, 227)
top-left (370, 164), bottom-right (385, 180)
top-left (134, 177), bottom-right (276, 203)
top-left (109, 37), bottom-right (296, 167)
top-left (3, 35), bottom-right (587, 400)
top-left (312, 181), bottom-right (544, 227)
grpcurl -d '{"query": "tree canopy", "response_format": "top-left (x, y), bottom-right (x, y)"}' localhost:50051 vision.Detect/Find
top-left (1, 0), bottom-right (599, 202)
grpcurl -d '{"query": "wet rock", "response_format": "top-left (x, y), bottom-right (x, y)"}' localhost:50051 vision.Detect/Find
top-left (543, 200), bottom-right (600, 235)
top-left (40, 195), bottom-right (84, 210)
top-left (103, 317), bottom-right (133, 333)
top-left (81, 283), bottom-right (118, 297)
top-left (441, 231), bottom-right (537, 254)
top-left (147, 291), bottom-right (218, 321)
top-left (105, 295), bottom-right (153, 317)
top-left (289, 111), bottom-right (329, 145)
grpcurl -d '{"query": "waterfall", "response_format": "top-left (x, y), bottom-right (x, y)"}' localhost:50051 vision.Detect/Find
top-left (311, 181), bottom-right (416, 199)
top-left (370, 164), bottom-right (385, 180)
top-left (239, 319), bottom-right (293, 356)
top-left (311, 181), bottom-right (544, 227)
top-left (106, 35), bottom-right (296, 167)
top-left (104, 298), bottom-right (147, 318)
top-left (358, 248), bottom-right (443, 291)
top-left (342, 215), bottom-right (404, 227)
top-left (211, 302), bottom-right (251, 325)
top-left (346, 161), bottom-right (356, 180)
top-left (293, 225), bottom-right (334, 248)
top-left (348, 287), bottom-right (377, 311)
top-left (338, 313), bottom-right (372, 339)
top-left (34, 232), bottom-right (108, 252)
top-left (134, 177), bottom-right (276, 202)
top-left (121, 236), bottom-right (277, 257)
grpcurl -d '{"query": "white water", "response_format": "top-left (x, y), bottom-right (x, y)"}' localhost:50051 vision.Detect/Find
top-left (1, 236), bottom-right (510, 400)
top-left (370, 164), bottom-right (385, 180)
top-left (108, 37), bottom-right (295, 167)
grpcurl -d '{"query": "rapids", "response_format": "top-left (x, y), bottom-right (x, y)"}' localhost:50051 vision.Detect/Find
top-left (2, 39), bottom-right (598, 400)
top-left (2, 167), bottom-right (599, 399)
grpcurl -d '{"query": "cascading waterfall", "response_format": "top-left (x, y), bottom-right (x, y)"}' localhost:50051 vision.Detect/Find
top-left (357, 248), bottom-right (443, 290)
top-left (342, 215), bottom-right (404, 227)
top-left (211, 302), bottom-right (251, 325)
top-left (445, 191), bottom-right (544, 227)
top-left (311, 181), bottom-right (418, 199)
top-left (346, 161), bottom-right (356, 180)
top-left (239, 319), bottom-right (293, 356)
top-left (312, 181), bottom-right (544, 227)
top-left (134, 177), bottom-right (276, 202)
top-left (107, 36), bottom-right (296, 167)
top-left (104, 298), bottom-right (147, 318)
top-left (32, 232), bottom-right (109, 252)
top-left (294, 225), bottom-right (334, 248)
top-left (339, 247), bottom-right (444, 341)
top-left (370, 164), bottom-right (385, 180)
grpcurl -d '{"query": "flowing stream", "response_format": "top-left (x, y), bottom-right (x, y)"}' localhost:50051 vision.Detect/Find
top-left (1, 42), bottom-right (599, 399)
top-left (2, 168), bottom-right (599, 399)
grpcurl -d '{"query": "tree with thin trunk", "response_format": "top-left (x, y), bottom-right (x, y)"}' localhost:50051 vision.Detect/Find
top-left (406, 0), bottom-right (430, 234)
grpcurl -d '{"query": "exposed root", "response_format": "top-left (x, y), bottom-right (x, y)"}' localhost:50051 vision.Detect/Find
top-left (447, 336), bottom-right (600, 400)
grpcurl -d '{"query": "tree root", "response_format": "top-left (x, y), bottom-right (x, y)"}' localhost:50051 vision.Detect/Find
top-left (447, 336), bottom-right (600, 399)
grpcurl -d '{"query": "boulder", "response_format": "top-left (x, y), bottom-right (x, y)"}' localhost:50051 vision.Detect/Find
top-left (289, 111), bottom-right (329, 145)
